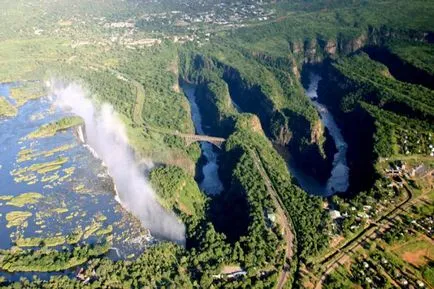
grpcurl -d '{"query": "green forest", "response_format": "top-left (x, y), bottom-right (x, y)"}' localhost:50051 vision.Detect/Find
top-left (0, 0), bottom-right (433, 288)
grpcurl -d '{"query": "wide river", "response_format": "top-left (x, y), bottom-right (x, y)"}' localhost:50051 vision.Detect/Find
top-left (0, 82), bottom-right (152, 281)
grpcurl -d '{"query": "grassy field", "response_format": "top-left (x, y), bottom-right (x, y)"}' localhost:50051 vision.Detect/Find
top-left (0, 38), bottom-right (71, 83)
top-left (5, 211), bottom-right (32, 228)
top-left (150, 165), bottom-right (206, 217)
top-left (390, 42), bottom-right (434, 76)
top-left (12, 157), bottom-right (68, 176)
top-left (15, 236), bottom-right (66, 248)
top-left (392, 237), bottom-right (434, 268)
top-left (17, 144), bottom-right (75, 163)
top-left (10, 82), bottom-right (46, 106)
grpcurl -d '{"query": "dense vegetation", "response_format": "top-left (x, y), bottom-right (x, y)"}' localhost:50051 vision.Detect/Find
top-left (0, 242), bottom-right (110, 272)
top-left (225, 116), bottom-right (330, 262)
top-left (27, 116), bottom-right (84, 139)
top-left (0, 97), bottom-right (17, 117)
top-left (179, 46), bottom-right (333, 181)
top-left (318, 50), bottom-right (434, 192)
top-left (0, 0), bottom-right (433, 288)
top-left (150, 165), bottom-right (206, 219)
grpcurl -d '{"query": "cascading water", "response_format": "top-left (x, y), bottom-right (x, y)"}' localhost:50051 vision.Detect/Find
top-left (305, 73), bottom-right (350, 195)
top-left (0, 80), bottom-right (167, 281)
top-left (53, 83), bottom-right (186, 244)
top-left (76, 125), bottom-right (86, 143)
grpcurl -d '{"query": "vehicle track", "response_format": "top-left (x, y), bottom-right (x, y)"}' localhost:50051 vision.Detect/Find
top-left (250, 148), bottom-right (294, 289)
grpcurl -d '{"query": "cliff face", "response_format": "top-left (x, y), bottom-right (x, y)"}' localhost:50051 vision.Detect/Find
top-left (181, 52), bottom-right (335, 183)
top-left (222, 66), bottom-right (276, 130)
top-left (289, 27), bottom-right (432, 64)
top-left (317, 63), bottom-right (379, 193)
top-left (194, 84), bottom-right (234, 137)
top-left (311, 119), bottom-right (324, 145)
top-left (223, 62), bottom-right (337, 182)
top-left (338, 105), bottom-right (378, 194)
top-left (364, 46), bottom-right (434, 89)
top-left (270, 110), bottom-right (292, 145)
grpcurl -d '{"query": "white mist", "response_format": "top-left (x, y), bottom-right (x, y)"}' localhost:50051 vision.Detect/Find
top-left (53, 83), bottom-right (186, 245)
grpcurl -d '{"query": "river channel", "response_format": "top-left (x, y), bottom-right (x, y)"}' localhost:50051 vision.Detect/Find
top-left (182, 85), bottom-right (224, 195)
top-left (288, 73), bottom-right (350, 196)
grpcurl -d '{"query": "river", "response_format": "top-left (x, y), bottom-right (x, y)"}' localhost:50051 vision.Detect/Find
top-left (278, 74), bottom-right (350, 196)
top-left (0, 82), bottom-right (152, 281)
top-left (182, 85), bottom-right (224, 195)
top-left (181, 75), bottom-right (348, 197)
top-left (304, 73), bottom-right (350, 196)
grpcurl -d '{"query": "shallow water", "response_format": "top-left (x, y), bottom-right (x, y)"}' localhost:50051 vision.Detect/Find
top-left (182, 85), bottom-right (224, 195)
top-left (0, 83), bottom-right (152, 280)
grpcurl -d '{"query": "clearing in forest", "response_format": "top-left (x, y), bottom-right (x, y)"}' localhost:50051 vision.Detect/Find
top-left (392, 237), bottom-right (434, 267)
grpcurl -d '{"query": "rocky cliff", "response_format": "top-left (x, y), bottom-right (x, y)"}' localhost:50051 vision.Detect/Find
top-left (289, 26), bottom-right (432, 64)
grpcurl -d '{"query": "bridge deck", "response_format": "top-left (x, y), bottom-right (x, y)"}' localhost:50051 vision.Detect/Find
top-left (143, 124), bottom-right (225, 148)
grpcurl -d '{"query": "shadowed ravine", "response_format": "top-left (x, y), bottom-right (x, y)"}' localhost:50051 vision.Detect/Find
top-left (306, 73), bottom-right (350, 196)
top-left (182, 84), bottom-right (224, 195)
top-left (283, 73), bottom-right (350, 196)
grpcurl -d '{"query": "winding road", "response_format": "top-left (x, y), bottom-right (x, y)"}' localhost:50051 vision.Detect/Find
top-left (129, 74), bottom-right (225, 148)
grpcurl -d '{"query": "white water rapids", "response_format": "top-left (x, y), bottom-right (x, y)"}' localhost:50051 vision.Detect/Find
top-left (306, 73), bottom-right (350, 195)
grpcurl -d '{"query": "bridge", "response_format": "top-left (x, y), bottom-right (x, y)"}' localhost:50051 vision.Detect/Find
top-left (110, 70), bottom-right (226, 149)
top-left (178, 133), bottom-right (225, 149)
top-left (142, 124), bottom-right (226, 149)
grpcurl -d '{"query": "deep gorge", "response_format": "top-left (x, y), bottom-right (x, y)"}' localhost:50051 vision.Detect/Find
top-left (179, 27), bottom-right (433, 199)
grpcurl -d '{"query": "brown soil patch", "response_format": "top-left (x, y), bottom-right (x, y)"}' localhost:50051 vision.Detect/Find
top-left (393, 236), bottom-right (434, 268)
top-left (221, 265), bottom-right (242, 274)
top-left (310, 120), bottom-right (323, 144)
top-left (177, 202), bottom-right (191, 215)
top-left (342, 256), bottom-right (354, 271)
top-left (402, 249), bottom-right (432, 267)
top-left (380, 68), bottom-right (393, 78)
top-left (330, 235), bottom-right (345, 249)
top-left (303, 280), bottom-right (315, 289)
top-left (275, 16), bottom-right (288, 22)
top-left (172, 83), bottom-right (181, 93)
top-left (250, 115), bottom-right (264, 133)
top-left (167, 60), bottom-right (181, 93)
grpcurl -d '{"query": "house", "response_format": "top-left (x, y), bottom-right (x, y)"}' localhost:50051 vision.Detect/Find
top-left (227, 271), bottom-right (247, 279)
top-left (267, 213), bottom-right (276, 223)
top-left (363, 262), bottom-right (369, 269)
top-left (357, 212), bottom-right (369, 219)
top-left (329, 210), bottom-right (342, 220)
